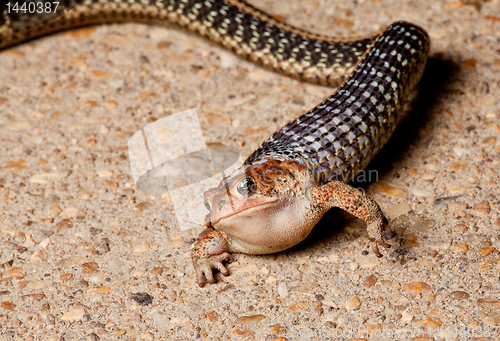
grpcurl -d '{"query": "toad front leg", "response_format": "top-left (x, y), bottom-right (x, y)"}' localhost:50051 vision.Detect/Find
top-left (309, 180), bottom-right (391, 257)
top-left (191, 229), bottom-right (234, 287)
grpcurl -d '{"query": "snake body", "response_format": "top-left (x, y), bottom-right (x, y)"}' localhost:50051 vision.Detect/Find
top-left (0, 0), bottom-right (430, 183)
top-left (247, 21), bottom-right (429, 183)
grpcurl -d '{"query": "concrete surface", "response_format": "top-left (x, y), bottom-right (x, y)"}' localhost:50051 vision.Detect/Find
top-left (0, 0), bottom-right (499, 340)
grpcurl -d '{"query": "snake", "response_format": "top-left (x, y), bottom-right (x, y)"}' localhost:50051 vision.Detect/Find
top-left (1, 0), bottom-right (429, 184)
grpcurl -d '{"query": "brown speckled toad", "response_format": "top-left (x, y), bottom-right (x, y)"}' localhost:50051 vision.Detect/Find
top-left (191, 160), bottom-right (390, 287)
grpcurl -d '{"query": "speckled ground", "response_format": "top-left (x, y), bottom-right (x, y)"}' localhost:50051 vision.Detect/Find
top-left (1, 0), bottom-right (500, 340)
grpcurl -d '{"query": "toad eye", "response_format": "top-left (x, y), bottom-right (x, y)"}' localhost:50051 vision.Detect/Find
top-left (236, 177), bottom-right (255, 195)
top-left (204, 199), bottom-right (211, 211)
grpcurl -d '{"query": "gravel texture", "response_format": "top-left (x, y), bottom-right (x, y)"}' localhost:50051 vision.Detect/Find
top-left (1, 0), bottom-right (500, 340)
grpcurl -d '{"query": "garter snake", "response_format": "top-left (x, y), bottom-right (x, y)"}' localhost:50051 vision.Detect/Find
top-left (0, 0), bottom-right (430, 186)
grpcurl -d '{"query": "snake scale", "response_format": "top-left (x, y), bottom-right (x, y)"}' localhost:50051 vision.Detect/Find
top-left (1, 0), bottom-right (430, 285)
